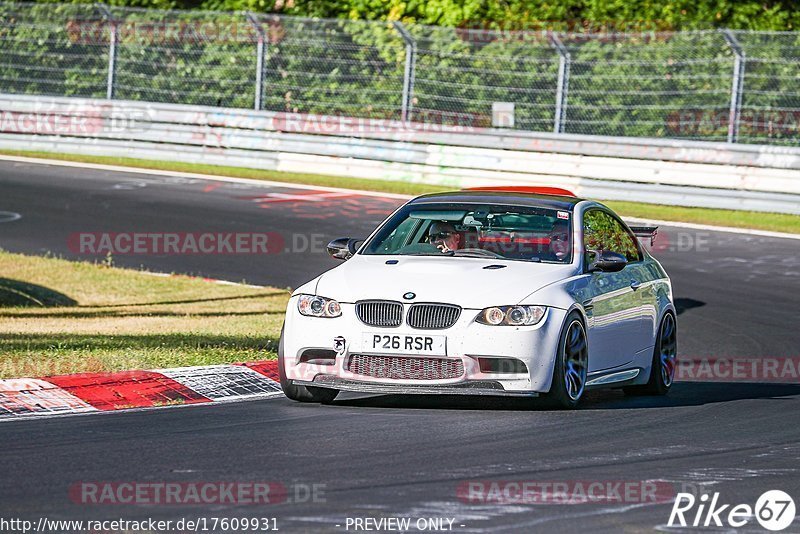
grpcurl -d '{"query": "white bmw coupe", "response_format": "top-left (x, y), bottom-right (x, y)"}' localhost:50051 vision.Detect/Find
top-left (279, 187), bottom-right (676, 408)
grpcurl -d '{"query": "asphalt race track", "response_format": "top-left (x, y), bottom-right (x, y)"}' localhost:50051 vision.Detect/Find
top-left (1, 158), bottom-right (800, 532)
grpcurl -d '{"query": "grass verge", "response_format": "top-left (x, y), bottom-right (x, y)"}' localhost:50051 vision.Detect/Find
top-left (0, 251), bottom-right (286, 379)
top-left (3, 149), bottom-right (798, 234)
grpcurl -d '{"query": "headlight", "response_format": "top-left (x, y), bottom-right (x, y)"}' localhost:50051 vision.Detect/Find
top-left (476, 305), bottom-right (546, 326)
top-left (297, 294), bottom-right (342, 318)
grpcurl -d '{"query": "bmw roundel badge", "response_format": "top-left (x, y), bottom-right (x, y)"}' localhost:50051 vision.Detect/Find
top-left (403, 292), bottom-right (416, 300)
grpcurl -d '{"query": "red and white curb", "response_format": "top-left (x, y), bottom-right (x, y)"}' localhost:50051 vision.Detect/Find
top-left (0, 360), bottom-right (282, 420)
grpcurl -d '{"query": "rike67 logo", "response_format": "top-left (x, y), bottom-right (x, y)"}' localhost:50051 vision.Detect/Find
top-left (668, 490), bottom-right (796, 531)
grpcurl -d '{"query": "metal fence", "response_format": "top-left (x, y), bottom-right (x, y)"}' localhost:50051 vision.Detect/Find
top-left (1, 1), bottom-right (799, 145)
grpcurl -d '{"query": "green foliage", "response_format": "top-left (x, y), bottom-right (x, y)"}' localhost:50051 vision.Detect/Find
top-left (109, 8), bottom-right (256, 107)
top-left (2, 1), bottom-right (799, 144)
top-left (275, 0), bottom-right (800, 32)
top-left (259, 17), bottom-right (405, 116)
top-left (584, 209), bottom-right (639, 262)
top-left (28, 0), bottom-right (800, 30)
top-left (0, 2), bottom-right (108, 98)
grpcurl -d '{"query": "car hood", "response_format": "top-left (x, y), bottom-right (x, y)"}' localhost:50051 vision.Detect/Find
top-left (313, 255), bottom-right (575, 309)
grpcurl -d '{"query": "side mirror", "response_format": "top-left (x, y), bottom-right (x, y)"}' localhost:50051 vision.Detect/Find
top-left (327, 238), bottom-right (362, 260)
top-left (588, 250), bottom-right (627, 273)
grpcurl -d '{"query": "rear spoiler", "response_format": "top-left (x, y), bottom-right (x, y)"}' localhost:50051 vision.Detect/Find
top-left (629, 225), bottom-right (659, 246)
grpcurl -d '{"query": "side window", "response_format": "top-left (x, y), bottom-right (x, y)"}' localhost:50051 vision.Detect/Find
top-left (583, 210), bottom-right (641, 264)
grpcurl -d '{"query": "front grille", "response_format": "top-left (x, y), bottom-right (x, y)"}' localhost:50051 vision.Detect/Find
top-left (355, 300), bottom-right (403, 327)
top-left (407, 303), bottom-right (461, 329)
top-left (347, 354), bottom-right (464, 380)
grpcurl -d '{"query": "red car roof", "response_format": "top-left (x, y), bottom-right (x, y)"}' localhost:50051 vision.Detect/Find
top-left (464, 186), bottom-right (576, 197)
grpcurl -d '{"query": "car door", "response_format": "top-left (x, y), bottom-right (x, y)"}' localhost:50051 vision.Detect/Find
top-left (581, 209), bottom-right (646, 372)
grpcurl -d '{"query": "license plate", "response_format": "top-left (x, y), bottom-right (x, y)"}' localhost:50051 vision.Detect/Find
top-left (362, 333), bottom-right (446, 356)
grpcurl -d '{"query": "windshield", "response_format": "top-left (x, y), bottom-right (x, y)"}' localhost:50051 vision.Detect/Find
top-left (362, 203), bottom-right (573, 263)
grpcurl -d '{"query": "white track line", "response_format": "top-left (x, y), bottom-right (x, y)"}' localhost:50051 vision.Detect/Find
top-left (137, 270), bottom-right (267, 289)
top-left (624, 216), bottom-right (800, 240)
top-left (0, 154), bottom-right (411, 199)
top-left (2, 153), bottom-right (799, 240)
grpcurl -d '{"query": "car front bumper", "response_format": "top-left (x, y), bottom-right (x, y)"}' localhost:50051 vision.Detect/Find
top-left (282, 297), bottom-right (568, 395)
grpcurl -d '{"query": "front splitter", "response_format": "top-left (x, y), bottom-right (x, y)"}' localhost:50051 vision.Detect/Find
top-left (293, 376), bottom-right (539, 397)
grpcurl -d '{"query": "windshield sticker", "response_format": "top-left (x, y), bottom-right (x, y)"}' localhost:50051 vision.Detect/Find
top-left (558, 211), bottom-right (570, 220)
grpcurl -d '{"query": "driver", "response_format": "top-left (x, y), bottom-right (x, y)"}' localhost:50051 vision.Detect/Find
top-left (427, 221), bottom-right (462, 253)
top-left (546, 220), bottom-right (571, 261)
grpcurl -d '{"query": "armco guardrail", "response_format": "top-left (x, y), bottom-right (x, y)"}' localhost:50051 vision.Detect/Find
top-left (1, 94), bottom-right (799, 214)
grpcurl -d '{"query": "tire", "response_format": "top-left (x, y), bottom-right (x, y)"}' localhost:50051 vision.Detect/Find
top-left (543, 312), bottom-right (588, 409)
top-left (278, 325), bottom-right (339, 404)
top-left (624, 312), bottom-right (677, 396)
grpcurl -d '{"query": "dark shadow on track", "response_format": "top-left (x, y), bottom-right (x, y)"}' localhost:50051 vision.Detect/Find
top-left (0, 278), bottom-right (77, 307)
top-left (329, 382), bottom-right (800, 411)
top-left (674, 297), bottom-right (706, 315)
